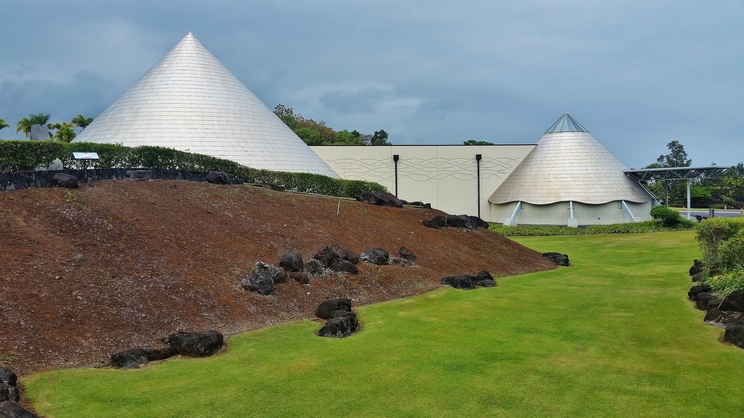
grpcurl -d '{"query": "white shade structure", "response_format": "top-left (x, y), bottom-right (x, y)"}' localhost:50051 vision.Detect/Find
top-left (488, 114), bottom-right (656, 226)
top-left (74, 33), bottom-right (338, 178)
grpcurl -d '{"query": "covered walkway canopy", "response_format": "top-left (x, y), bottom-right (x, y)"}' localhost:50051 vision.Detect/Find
top-left (625, 166), bottom-right (730, 219)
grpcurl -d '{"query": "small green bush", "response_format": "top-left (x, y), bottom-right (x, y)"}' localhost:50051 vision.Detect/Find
top-left (695, 218), bottom-right (744, 274)
top-left (704, 269), bottom-right (744, 298)
top-left (719, 230), bottom-right (744, 270)
top-left (650, 205), bottom-right (694, 228)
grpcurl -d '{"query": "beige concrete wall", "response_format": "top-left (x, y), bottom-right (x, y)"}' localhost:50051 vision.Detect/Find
top-left (311, 145), bottom-right (535, 222)
top-left (490, 200), bottom-right (654, 226)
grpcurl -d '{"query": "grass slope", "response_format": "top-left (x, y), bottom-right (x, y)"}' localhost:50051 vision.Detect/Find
top-left (26, 231), bottom-right (744, 417)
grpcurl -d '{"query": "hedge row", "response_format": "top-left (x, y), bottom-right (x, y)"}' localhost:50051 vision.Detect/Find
top-left (489, 220), bottom-right (695, 236)
top-left (0, 140), bottom-right (67, 170)
top-left (0, 140), bottom-right (386, 198)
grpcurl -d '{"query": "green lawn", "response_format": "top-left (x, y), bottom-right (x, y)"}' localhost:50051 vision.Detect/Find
top-left (25, 231), bottom-right (744, 417)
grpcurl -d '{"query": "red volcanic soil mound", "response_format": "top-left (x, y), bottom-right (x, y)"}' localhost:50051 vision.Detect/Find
top-left (0, 180), bottom-right (555, 375)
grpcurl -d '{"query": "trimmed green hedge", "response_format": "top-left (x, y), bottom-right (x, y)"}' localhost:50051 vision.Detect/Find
top-left (0, 140), bottom-right (66, 170)
top-left (1, 140), bottom-right (386, 199)
top-left (489, 220), bottom-right (694, 237)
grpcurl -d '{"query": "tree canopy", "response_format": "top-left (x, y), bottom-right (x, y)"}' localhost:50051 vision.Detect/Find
top-left (656, 140), bottom-right (691, 168)
top-left (274, 104), bottom-right (388, 146)
top-left (463, 139), bottom-right (494, 145)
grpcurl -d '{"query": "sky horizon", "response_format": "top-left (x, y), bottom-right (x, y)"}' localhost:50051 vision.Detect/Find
top-left (1, 1), bottom-right (742, 169)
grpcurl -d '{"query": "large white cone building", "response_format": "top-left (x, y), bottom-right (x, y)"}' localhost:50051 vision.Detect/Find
top-left (75, 33), bottom-right (338, 177)
top-left (488, 114), bottom-right (656, 226)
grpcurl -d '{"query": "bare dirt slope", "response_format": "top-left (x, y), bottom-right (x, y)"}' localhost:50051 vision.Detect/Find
top-left (0, 180), bottom-right (555, 375)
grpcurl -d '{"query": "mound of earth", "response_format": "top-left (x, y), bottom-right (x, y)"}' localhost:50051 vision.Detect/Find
top-left (0, 180), bottom-right (555, 375)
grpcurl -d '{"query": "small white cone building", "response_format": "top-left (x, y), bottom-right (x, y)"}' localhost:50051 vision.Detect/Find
top-left (75, 32), bottom-right (338, 177)
top-left (489, 114), bottom-right (656, 226)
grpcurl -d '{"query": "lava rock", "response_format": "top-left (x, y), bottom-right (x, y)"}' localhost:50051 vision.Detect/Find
top-left (446, 214), bottom-right (479, 229)
top-left (389, 257), bottom-right (411, 266)
top-left (422, 215), bottom-right (447, 229)
top-left (51, 173), bottom-right (79, 188)
top-left (354, 191), bottom-right (404, 208)
top-left (704, 309), bottom-right (743, 328)
top-left (305, 259), bottom-right (325, 277)
top-left (468, 216), bottom-right (490, 229)
top-left (328, 245), bottom-right (360, 265)
top-left (0, 369), bottom-right (16, 387)
top-left (0, 401), bottom-right (38, 418)
top-left (279, 252), bottom-right (304, 272)
top-left (723, 321), bottom-right (744, 348)
top-left (689, 259), bottom-right (705, 276)
top-left (475, 270), bottom-right (497, 287)
top-left (0, 383), bottom-right (19, 403)
top-left (206, 170), bottom-right (230, 184)
top-left (688, 283), bottom-right (712, 300)
top-left (110, 348), bottom-right (175, 369)
top-left (289, 272), bottom-right (310, 284)
top-left (163, 331), bottom-right (224, 357)
top-left (441, 275), bottom-right (477, 290)
top-left (691, 271), bottom-right (705, 282)
top-left (693, 292), bottom-right (719, 310)
top-left (241, 273), bottom-right (275, 295)
top-left (126, 170), bottom-right (152, 181)
top-left (719, 290), bottom-right (744, 313)
top-left (315, 298), bottom-right (352, 319)
top-left (318, 311), bottom-right (359, 338)
top-left (398, 246), bottom-right (416, 261)
top-left (361, 248), bottom-right (390, 265)
top-left (241, 262), bottom-right (285, 295)
top-left (543, 252), bottom-right (570, 267)
top-left (312, 246), bottom-right (338, 267)
top-left (329, 258), bottom-right (358, 274)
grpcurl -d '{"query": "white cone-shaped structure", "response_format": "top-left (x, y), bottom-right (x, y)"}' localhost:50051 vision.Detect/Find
top-left (489, 114), bottom-right (652, 205)
top-left (489, 114), bottom-right (655, 226)
top-left (75, 33), bottom-right (338, 177)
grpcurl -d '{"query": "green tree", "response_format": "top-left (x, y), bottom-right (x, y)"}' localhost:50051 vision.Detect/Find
top-left (656, 140), bottom-right (691, 167)
top-left (71, 114), bottom-right (94, 130)
top-left (463, 139), bottom-right (494, 145)
top-left (371, 130), bottom-right (390, 146)
top-left (273, 104), bottom-right (300, 130)
top-left (49, 122), bottom-right (77, 143)
top-left (29, 112), bottom-right (50, 126)
top-left (334, 130), bottom-right (365, 145)
top-left (0, 118), bottom-right (9, 132)
top-left (16, 113), bottom-right (51, 138)
top-left (16, 117), bottom-right (32, 137)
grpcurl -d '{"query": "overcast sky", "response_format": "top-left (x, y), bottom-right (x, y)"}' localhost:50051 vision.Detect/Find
top-left (1, 0), bottom-right (742, 168)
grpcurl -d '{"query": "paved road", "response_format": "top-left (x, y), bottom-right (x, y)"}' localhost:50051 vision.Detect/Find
top-left (682, 209), bottom-right (743, 221)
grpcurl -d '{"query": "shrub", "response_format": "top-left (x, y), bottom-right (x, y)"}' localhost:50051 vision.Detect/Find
top-left (0, 140), bottom-right (66, 170)
top-left (695, 218), bottom-right (744, 274)
top-left (650, 205), bottom-right (694, 228)
top-left (719, 230), bottom-right (744, 270)
top-left (1, 140), bottom-right (385, 199)
top-left (488, 220), bottom-right (693, 237)
top-left (704, 269), bottom-right (744, 298)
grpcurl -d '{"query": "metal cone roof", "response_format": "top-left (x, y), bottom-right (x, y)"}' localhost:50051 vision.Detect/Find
top-left (74, 33), bottom-right (338, 177)
top-left (488, 115), bottom-right (654, 205)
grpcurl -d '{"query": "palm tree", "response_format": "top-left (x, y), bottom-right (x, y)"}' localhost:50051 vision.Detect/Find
top-left (51, 122), bottom-right (76, 143)
top-left (71, 114), bottom-right (94, 130)
top-left (0, 118), bottom-right (9, 132)
top-left (16, 117), bottom-right (32, 138)
top-left (28, 112), bottom-right (50, 126)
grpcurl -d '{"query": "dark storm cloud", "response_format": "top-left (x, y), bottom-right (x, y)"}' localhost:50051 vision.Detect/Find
top-left (0, 1), bottom-right (742, 167)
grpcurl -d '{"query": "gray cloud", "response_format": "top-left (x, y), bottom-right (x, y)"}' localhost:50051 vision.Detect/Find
top-left (0, 1), bottom-right (742, 168)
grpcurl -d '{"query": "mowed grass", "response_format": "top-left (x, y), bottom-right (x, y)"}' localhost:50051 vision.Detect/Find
top-left (26, 231), bottom-right (744, 417)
